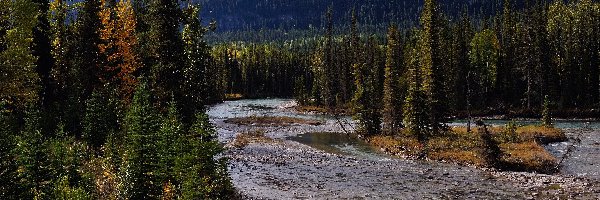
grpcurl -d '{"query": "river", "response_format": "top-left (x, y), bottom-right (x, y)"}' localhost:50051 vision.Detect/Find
top-left (208, 99), bottom-right (600, 199)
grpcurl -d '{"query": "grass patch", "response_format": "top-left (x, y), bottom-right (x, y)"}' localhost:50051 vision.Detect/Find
top-left (224, 116), bottom-right (323, 126)
top-left (368, 125), bottom-right (566, 173)
top-left (499, 142), bottom-right (558, 173)
top-left (225, 93), bottom-right (243, 100)
top-left (231, 130), bottom-right (274, 148)
top-left (294, 105), bottom-right (352, 115)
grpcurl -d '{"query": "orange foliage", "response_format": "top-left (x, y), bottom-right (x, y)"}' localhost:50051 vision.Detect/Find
top-left (99, 0), bottom-right (140, 103)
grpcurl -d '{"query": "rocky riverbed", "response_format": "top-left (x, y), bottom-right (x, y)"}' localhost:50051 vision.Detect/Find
top-left (208, 99), bottom-right (600, 199)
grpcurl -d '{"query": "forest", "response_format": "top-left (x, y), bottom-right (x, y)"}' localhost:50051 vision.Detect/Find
top-left (0, 0), bottom-right (599, 199)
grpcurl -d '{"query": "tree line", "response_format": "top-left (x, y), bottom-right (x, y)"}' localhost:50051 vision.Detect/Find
top-left (285, 0), bottom-right (599, 139)
top-left (1, 0), bottom-right (233, 199)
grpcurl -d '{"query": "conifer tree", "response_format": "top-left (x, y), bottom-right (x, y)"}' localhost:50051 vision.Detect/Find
top-left (32, 0), bottom-right (54, 108)
top-left (146, 0), bottom-right (185, 108)
top-left (122, 81), bottom-right (162, 199)
top-left (383, 25), bottom-right (405, 135)
top-left (13, 107), bottom-right (51, 199)
top-left (181, 4), bottom-right (212, 123)
top-left (156, 99), bottom-right (183, 194)
top-left (175, 112), bottom-right (234, 199)
top-left (542, 95), bottom-right (552, 127)
top-left (420, 0), bottom-right (448, 135)
top-left (82, 88), bottom-right (118, 148)
top-left (404, 37), bottom-right (430, 142)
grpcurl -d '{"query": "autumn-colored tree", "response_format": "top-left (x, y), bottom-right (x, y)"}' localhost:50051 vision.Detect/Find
top-left (99, 0), bottom-right (140, 103)
top-left (0, 0), bottom-right (40, 109)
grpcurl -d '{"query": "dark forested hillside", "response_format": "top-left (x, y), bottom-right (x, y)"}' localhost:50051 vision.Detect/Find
top-left (198, 0), bottom-right (518, 32)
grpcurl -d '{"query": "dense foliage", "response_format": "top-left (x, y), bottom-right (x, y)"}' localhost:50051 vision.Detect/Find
top-left (0, 0), bottom-right (233, 199)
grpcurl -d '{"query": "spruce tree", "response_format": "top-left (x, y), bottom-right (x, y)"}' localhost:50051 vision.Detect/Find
top-left (181, 4), bottom-right (212, 123)
top-left (542, 95), bottom-right (552, 127)
top-left (404, 39), bottom-right (430, 142)
top-left (13, 107), bottom-right (51, 199)
top-left (420, 0), bottom-right (448, 135)
top-left (175, 112), bottom-right (234, 199)
top-left (82, 88), bottom-right (118, 148)
top-left (383, 25), bottom-right (405, 135)
top-left (32, 0), bottom-right (55, 108)
top-left (147, 0), bottom-right (185, 109)
top-left (156, 100), bottom-right (183, 194)
top-left (122, 81), bottom-right (162, 199)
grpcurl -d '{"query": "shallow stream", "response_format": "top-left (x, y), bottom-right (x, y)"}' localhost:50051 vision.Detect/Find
top-left (208, 99), bottom-right (600, 199)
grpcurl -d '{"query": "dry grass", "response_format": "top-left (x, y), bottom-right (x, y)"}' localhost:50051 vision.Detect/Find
top-left (369, 136), bottom-right (422, 158)
top-left (231, 130), bottom-right (275, 148)
top-left (499, 142), bottom-right (558, 173)
top-left (224, 116), bottom-right (323, 126)
top-left (225, 93), bottom-right (243, 100)
top-left (516, 125), bottom-right (567, 144)
top-left (368, 125), bottom-right (565, 173)
top-left (294, 105), bottom-right (352, 115)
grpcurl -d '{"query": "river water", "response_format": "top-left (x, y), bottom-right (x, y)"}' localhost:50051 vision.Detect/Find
top-left (208, 99), bottom-right (600, 199)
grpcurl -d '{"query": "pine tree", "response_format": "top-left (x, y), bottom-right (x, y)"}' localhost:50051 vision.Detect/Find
top-left (469, 29), bottom-right (500, 109)
top-left (181, 4), bottom-right (212, 123)
top-left (542, 95), bottom-right (552, 127)
top-left (122, 81), bottom-right (162, 199)
top-left (321, 6), bottom-right (336, 108)
top-left (420, 0), bottom-right (448, 135)
top-left (0, 102), bottom-right (21, 198)
top-left (156, 99), bottom-right (183, 196)
top-left (32, 0), bottom-right (55, 109)
top-left (13, 107), bottom-right (51, 199)
top-left (404, 36), bottom-right (430, 142)
top-left (383, 25), bottom-right (404, 135)
top-left (82, 88), bottom-right (118, 148)
top-left (175, 112), bottom-right (234, 199)
top-left (146, 0), bottom-right (185, 109)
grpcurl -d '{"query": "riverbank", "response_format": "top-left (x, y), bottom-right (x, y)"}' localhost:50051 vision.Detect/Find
top-left (208, 99), bottom-right (600, 199)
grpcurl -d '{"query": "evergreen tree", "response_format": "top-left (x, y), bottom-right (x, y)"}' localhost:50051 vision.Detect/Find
top-left (542, 95), bottom-right (552, 127)
top-left (383, 25), bottom-right (405, 135)
top-left (122, 81), bottom-right (162, 199)
top-left (352, 38), bottom-right (383, 137)
top-left (181, 4), bottom-right (212, 123)
top-left (146, 0), bottom-right (185, 109)
top-left (469, 29), bottom-right (500, 109)
top-left (404, 34), bottom-right (430, 142)
top-left (82, 88), bottom-right (118, 148)
top-left (156, 99), bottom-right (183, 196)
top-left (420, 0), bottom-right (448, 135)
top-left (13, 107), bottom-right (51, 199)
top-left (175, 112), bottom-right (234, 199)
top-left (0, 102), bottom-right (21, 198)
top-left (32, 0), bottom-right (55, 109)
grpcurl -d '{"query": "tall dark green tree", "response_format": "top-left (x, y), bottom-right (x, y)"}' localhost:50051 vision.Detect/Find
top-left (146, 0), bottom-right (185, 109)
top-left (32, 0), bottom-right (54, 108)
top-left (181, 4), bottom-right (213, 123)
top-left (122, 81), bottom-right (162, 199)
top-left (175, 112), bottom-right (234, 199)
top-left (404, 34), bottom-right (430, 142)
top-left (382, 25), bottom-right (405, 135)
top-left (420, 0), bottom-right (449, 135)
